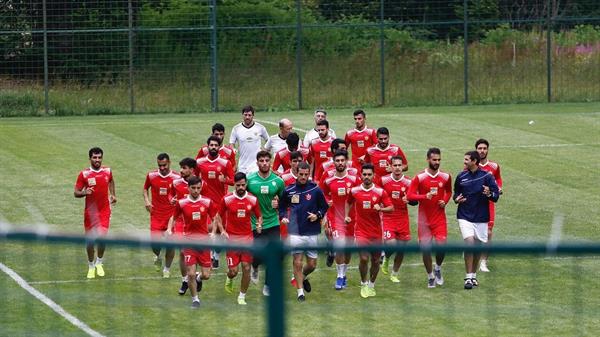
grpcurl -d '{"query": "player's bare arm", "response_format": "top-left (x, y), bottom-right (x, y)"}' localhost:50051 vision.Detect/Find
top-left (109, 179), bottom-right (117, 204)
top-left (143, 188), bottom-right (152, 212)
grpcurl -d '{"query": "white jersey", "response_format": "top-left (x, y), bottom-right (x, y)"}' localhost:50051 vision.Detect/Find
top-left (303, 128), bottom-right (336, 148)
top-left (229, 122), bottom-right (269, 173)
top-left (265, 134), bottom-right (288, 155)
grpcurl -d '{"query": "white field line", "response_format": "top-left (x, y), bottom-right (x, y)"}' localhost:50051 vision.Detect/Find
top-left (255, 119), bottom-right (310, 134)
top-left (26, 255), bottom-right (598, 286)
top-left (0, 262), bottom-right (105, 337)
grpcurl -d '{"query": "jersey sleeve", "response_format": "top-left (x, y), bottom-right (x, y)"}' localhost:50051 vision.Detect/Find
top-left (363, 149), bottom-right (372, 164)
top-left (218, 198), bottom-right (228, 222)
top-left (173, 201), bottom-right (182, 219)
top-left (495, 165), bottom-right (503, 189)
top-left (225, 161), bottom-right (235, 186)
top-left (315, 187), bottom-right (329, 219)
top-left (208, 200), bottom-right (219, 219)
top-left (143, 173), bottom-right (151, 190)
top-left (272, 151), bottom-right (283, 171)
top-left (261, 125), bottom-right (269, 142)
top-left (486, 173), bottom-right (501, 203)
top-left (320, 179), bottom-right (331, 203)
top-left (75, 171), bottom-right (86, 190)
top-left (253, 199), bottom-right (262, 219)
top-left (407, 176), bottom-right (427, 201)
top-left (278, 189), bottom-right (290, 219)
top-left (229, 126), bottom-right (237, 145)
top-left (381, 189), bottom-right (393, 208)
top-left (397, 147), bottom-right (408, 169)
top-left (330, 129), bottom-right (337, 139)
top-left (264, 137), bottom-right (273, 152)
top-left (195, 148), bottom-right (203, 160)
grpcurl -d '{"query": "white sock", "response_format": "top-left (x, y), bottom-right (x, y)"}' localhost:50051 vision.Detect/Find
top-left (434, 264), bottom-right (441, 271)
top-left (212, 251), bottom-right (219, 260)
top-left (163, 267), bottom-right (170, 272)
top-left (361, 281), bottom-right (368, 286)
top-left (472, 272), bottom-right (477, 279)
top-left (192, 295), bottom-right (199, 302)
top-left (182, 276), bottom-right (188, 282)
top-left (341, 264), bottom-right (348, 276)
top-left (336, 264), bottom-right (344, 278)
top-left (297, 288), bottom-right (304, 296)
top-left (368, 281), bottom-right (375, 288)
top-left (95, 257), bottom-right (103, 265)
top-left (88, 261), bottom-right (94, 268)
top-left (428, 272), bottom-right (434, 279)
top-left (391, 271), bottom-right (399, 276)
top-left (466, 273), bottom-right (473, 279)
top-left (238, 292), bottom-right (246, 298)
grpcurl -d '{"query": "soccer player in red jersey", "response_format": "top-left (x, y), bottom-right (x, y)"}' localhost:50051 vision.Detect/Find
top-left (475, 138), bottom-right (503, 272)
top-left (345, 163), bottom-right (393, 298)
top-left (167, 176), bottom-right (218, 309)
top-left (74, 147), bottom-right (117, 279)
top-left (319, 138), bottom-right (359, 182)
top-left (308, 119), bottom-right (334, 184)
top-left (170, 157), bottom-right (197, 295)
top-left (272, 133), bottom-right (309, 174)
top-left (345, 109), bottom-right (377, 163)
top-left (220, 172), bottom-right (263, 305)
top-left (321, 150), bottom-right (361, 290)
top-left (364, 127), bottom-right (408, 177)
top-left (377, 156), bottom-right (417, 282)
top-left (281, 151), bottom-right (303, 187)
top-left (407, 148), bottom-right (452, 288)
top-left (143, 153), bottom-right (180, 278)
top-left (196, 123), bottom-right (237, 170)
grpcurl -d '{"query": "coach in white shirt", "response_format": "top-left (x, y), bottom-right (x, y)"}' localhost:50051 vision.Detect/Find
top-left (303, 108), bottom-right (336, 148)
top-left (265, 118), bottom-right (293, 155)
top-left (229, 105), bottom-right (269, 173)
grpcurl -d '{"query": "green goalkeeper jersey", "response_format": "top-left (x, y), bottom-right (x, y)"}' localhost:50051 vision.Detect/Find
top-left (246, 171), bottom-right (285, 230)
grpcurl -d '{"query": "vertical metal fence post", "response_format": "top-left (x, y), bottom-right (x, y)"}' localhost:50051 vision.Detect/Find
top-left (209, 0), bottom-right (218, 112)
top-left (296, 0), bottom-right (303, 110)
top-left (128, 0), bottom-right (135, 114)
top-left (265, 241), bottom-right (285, 337)
top-left (546, 0), bottom-right (552, 103)
top-left (379, 0), bottom-right (385, 106)
top-left (42, 0), bottom-right (49, 115)
top-left (463, 0), bottom-right (469, 104)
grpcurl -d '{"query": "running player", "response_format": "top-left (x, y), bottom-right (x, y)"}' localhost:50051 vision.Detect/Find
top-left (345, 109), bottom-right (377, 163)
top-left (273, 132), bottom-right (309, 174)
top-left (281, 151), bottom-right (303, 187)
top-left (407, 148), bottom-right (452, 288)
top-left (265, 118), bottom-right (293, 155)
top-left (167, 176), bottom-right (218, 309)
top-left (308, 120), bottom-right (334, 184)
top-left (475, 138), bottom-right (503, 272)
top-left (220, 172), bottom-right (263, 305)
top-left (229, 105), bottom-right (269, 174)
top-left (143, 153), bottom-right (180, 278)
top-left (364, 127), bottom-right (408, 177)
top-left (346, 163), bottom-right (393, 298)
top-left (74, 147), bottom-right (117, 279)
top-left (303, 108), bottom-right (337, 147)
top-left (196, 123), bottom-right (236, 170)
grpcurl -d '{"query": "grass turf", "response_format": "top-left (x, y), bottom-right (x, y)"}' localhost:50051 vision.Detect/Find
top-left (0, 102), bottom-right (599, 336)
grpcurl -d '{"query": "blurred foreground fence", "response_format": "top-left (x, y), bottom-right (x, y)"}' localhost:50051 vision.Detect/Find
top-left (1, 229), bottom-right (599, 336)
top-left (1, 1), bottom-right (600, 116)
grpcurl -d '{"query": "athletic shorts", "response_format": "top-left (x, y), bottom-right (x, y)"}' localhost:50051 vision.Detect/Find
top-left (288, 234), bottom-right (318, 259)
top-left (354, 236), bottom-right (383, 256)
top-left (150, 215), bottom-right (170, 232)
top-left (226, 250), bottom-right (253, 268)
top-left (458, 219), bottom-right (488, 243)
top-left (182, 248), bottom-right (211, 267)
top-left (84, 210), bottom-right (111, 234)
top-left (417, 222), bottom-right (447, 244)
top-left (383, 227), bottom-right (411, 241)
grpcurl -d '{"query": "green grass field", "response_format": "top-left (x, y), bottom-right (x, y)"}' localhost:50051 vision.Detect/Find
top-left (1, 103), bottom-right (600, 336)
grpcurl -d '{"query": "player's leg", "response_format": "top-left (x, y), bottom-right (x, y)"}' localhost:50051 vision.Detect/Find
top-left (225, 251), bottom-right (240, 294)
top-left (302, 241), bottom-right (318, 295)
top-left (292, 252), bottom-right (306, 301)
top-left (418, 223), bottom-right (435, 288)
top-left (390, 239), bottom-right (407, 283)
top-left (431, 224), bottom-right (447, 286)
top-left (332, 229), bottom-right (347, 290)
top-left (358, 250), bottom-right (370, 298)
top-left (381, 232), bottom-right (394, 275)
top-left (150, 218), bottom-right (163, 271)
top-left (164, 248), bottom-right (175, 278)
top-left (459, 219), bottom-right (477, 289)
top-left (323, 218), bottom-right (335, 267)
top-left (238, 261), bottom-right (251, 305)
top-left (261, 226), bottom-right (281, 296)
top-left (480, 221), bottom-right (493, 272)
top-left (178, 250), bottom-right (188, 295)
top-left (251, 228), bottom-right (262, 284)
top-left (366, 249), bottom-right (380, 297)
top-left (85, 242), bottom-right (96, 279)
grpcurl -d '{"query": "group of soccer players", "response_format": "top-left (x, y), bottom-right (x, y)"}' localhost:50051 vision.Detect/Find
top-left (74, 106), bottom-right (502, 308)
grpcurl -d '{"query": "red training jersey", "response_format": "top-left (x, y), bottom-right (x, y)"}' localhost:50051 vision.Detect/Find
top-left (196, 145), bottom-right (236, 169)
top-left (348, 184), bottom-right (392, 239)
top-left (173, 196), bottom-right (217, 236)
top-left (407, 170), bottom-right (452, 228)
top-left (321, 173), bottom-right (361, 228)
top-left (308, 137), bottom-right (334, 182)
top-left (364, 144), bottom-right (408, 177)
top-left (345, 127), bottom-right (377, 162)
top-left (143, 169), bottom-right (180, 220)
top-left (320, 160), bottom-right (358, 182)
top-left (281, 170), bottom-right (298, 187)
top-left (195, 156), bottom-right (234, 206)
top-left (377, 173), bottom-right (412, 228)
top-left (272, 146), bottom-right (309, 173)
top-left (75, 166), bottom-right (113, 220)
top-left (219, 192), bottom-right (262, 237)
top-left (479, 160), bottom-right (502, 224)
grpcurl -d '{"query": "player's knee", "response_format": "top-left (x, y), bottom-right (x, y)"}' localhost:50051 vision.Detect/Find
top-left (228, 269), bottom-right (238, 278)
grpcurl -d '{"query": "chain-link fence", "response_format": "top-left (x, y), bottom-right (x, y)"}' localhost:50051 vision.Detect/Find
top-left (2, 1), bottom-right (600, 116)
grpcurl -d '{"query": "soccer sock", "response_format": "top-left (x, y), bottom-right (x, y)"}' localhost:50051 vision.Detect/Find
top-left (192, 295), bottom-right (199, 302)
top-left (361, 281), bottom-right (368, 286)
top-left (428, 272), bottom-right (435, 279)
top-left (239, 292), bottom-right (246, 298)
top-left (163, 267), bottom-right (170, 272)
top-left (95, 257), bottom-right (103, 265)
top-left (336, 264), bottom-right (344, 278)
top-left (341, 264), bottom-right (348, 276)
top-left (297, 288), bottom-right (304, 297)
top-left (391, 271), bottom-right (399, 276)
top-left (88, 261), bottom-right (95, 268)
top-left (368, 281), bottom-right (375, 288)
top-left (434, 264), bottom-right (441, 271)
top-left (182, 276), bottom-right (188, 282)
top-left (472, 272), bottom-right (477, 279)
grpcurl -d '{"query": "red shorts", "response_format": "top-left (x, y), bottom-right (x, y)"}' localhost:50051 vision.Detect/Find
top-left (383, 227), bottom-right (411, 241)
top-left (226, 251), bottom-right (253, 268)
top-left (84, 210), bottom-right (110, 234)
top-left (354, 235), bottom-right (382, 255)
top-left (182, 248), bottom-right (211, 267)
top-left (417, 222), bottom-right (447, 243)
top-left (150, 215), bottom-right (170, 232)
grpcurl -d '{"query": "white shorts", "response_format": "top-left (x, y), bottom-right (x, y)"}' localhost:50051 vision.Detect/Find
top-left (288, 234), bottom-right (319, 259)
top-left (458, 219), bottom-right (488, 243)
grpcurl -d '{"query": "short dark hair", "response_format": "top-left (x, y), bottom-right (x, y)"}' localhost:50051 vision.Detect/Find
top-left (361, 163), bottom-right (374, 173)
top-left (475, 138), bottom-right (489, 149)
top-left (376, 127), bottom-right (389, 136)
top-left (330, 138), bottom-right (346, 152)
top-left (353, 109), bottom-right (365, 117)
top-left (427, 147), bottom-right (441, 158)
top-left (179, 157), bottom-right (197, 169)
top-left (157, 153), bottom-right (170, 161)
top-left (290, 151), bottom-right (303, 161)
top-left (333, 149), bottom-right (349, 160)
top-left (316, 119), bottom-right (329, 128)
top-left (465, 150), bottom-right (481, 164)
top-left (314, 108), bottom-right (327, 115)
top-left (242, 105), bottom-right (255, 114)
top-left (212, 123), bottom-right (225, 133)
top-left (88, 147), bottom-right (103, 158)
top-left (390, 155), bottom-right (403, 164)
top-left (234, 172), bottom-right (247, 183)
top-left (207, 135), bottom-right (222, 146)
top-left (298, 162), bottom-right (311, 171)
top-left (187, 175), bottom-right (202, 186)
top-left (286, 132), bottom-right (300, 148)
top-left (256, 150), bottom-right (272, 161)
